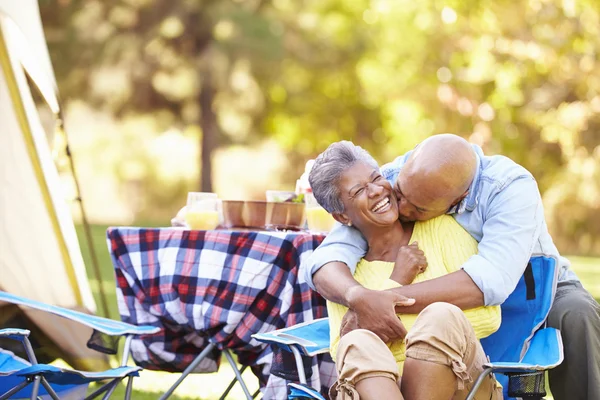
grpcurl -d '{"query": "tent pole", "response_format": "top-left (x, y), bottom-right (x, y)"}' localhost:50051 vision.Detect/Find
top-left (57, 113), bottom-right (111, 319)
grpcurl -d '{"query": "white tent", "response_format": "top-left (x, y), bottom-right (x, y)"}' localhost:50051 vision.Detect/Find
top-left (0, 0), bottom-right (105, 369)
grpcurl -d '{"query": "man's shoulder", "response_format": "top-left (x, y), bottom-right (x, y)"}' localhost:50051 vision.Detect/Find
top-left (381, 152), bottom-right (411, 180)
top-left (479, 153), bottom-right (535, 191)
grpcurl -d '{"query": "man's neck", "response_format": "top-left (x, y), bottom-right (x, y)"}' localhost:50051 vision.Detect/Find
top-left (363, 222), bottom-right (410, 262)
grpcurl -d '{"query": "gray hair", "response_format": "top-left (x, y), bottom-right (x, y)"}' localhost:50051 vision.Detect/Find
top-left (309, 141), bottom-right (378, 214)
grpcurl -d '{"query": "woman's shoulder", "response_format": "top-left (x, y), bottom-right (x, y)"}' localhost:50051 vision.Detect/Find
top-left (414, 214), bottom-right (462, 233)
top-left (413, 215), bottom-right (476, 248)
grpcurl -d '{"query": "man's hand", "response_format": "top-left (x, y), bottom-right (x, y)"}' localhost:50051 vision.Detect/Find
top-left (346, 286), bottom-right (415, 343)
top-left (390, 241), bottom-right (427, 285)
top-left (339, 310), bottom-right (359, 337)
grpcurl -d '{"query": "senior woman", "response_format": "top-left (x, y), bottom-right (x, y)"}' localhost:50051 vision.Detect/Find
top-left (308, 141), bottom-right (502, 400)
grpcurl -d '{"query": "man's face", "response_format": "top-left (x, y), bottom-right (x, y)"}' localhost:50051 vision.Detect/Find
top-left (393, 171), bottom-right (456, 222)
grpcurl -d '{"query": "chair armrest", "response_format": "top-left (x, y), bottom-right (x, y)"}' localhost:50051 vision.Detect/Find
top-left (0, 291), bottom-right (160, 336)
top-left (287, 383), bottom-right (326, 400)
top-left (252, 318), bottom-right (330, 357)
top-left (484, 327), bottom-right (564, 373)
top-left (0, 328), bottom-right (30, 341)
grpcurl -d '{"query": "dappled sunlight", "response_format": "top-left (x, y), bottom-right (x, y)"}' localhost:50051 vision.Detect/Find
top-left (37, 0), bottom-right (599, 250)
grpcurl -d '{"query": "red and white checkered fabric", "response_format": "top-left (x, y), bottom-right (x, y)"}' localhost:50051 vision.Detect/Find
top-left (107, 227), bottom-right (336, 398)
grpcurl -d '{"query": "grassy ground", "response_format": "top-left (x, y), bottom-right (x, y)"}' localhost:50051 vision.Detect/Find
top-left (76, 223), bottom-right (600, 399)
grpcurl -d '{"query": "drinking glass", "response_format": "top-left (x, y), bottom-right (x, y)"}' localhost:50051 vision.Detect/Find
top-left (185, 192), bottom-right (221, 230)
top-left (266, 190), bottom-right (297, 203)
top-left (305, 192), bottom-right (337, 233)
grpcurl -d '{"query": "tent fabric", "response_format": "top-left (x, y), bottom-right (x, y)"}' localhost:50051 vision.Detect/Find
top-left (0, 0), bottom-right (102, 370)
top-left (0, 0), bottom-right (58, 113)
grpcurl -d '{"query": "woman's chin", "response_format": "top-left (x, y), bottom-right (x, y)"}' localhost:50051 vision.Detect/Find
top-left (375, 212), bottom-right (399, 226)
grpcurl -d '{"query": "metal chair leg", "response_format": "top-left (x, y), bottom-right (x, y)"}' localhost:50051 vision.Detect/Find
top-left (289, 346), bottom-right (307, 385)
top-left (466, 367), bottom-right (494, 400)
top-left (124, 376), bottom-right (134, 400)
top-left (121, 335), bottom-right (133, 366)
top-left (223, 349), bottom-right (253, 400)
top-left (159, 342), bottom-right (216, 400)
top-left (30, 376), bottom-right (41, 400)
top-left (40, 377), bottom-right (61, 400)
top-left (0, 379), bottom-right (31, 400)
top-left (219, 365), bottom-right (248, 400)
top-left (101, 380), bottom-right (120, 400)
top-left (84, 380), bottom-right (115, 400)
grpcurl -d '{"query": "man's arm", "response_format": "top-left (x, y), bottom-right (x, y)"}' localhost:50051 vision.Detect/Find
top-left (392, 177), bottom-right (542, 311)
top-left (313, 262), bottom-right (415, 342)
top-left (391, 270), bottom-right (484, 313)
top-left (461, 177), bottom-right (542, 305)
top-left (307, 217), bottom-right (418, 342)
top-left (303, 223), bottom-right (367, 290)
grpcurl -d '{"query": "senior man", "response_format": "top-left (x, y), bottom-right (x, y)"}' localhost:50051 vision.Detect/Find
top-left (306, 134), bottom-right (600, 400)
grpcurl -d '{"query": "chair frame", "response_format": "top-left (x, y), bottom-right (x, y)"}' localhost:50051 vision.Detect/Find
top-left (0, 291), bottom-right (260, 400)
top-left (0, 329), bottom-right (140, 400)
top-left (156, 342), bottom-right (260, 400)
top-left (254, 254), bottom-right (563, 400)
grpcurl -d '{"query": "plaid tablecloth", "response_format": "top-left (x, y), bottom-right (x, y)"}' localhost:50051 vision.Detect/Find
top-left (107, 227), bottom-right (336, 398)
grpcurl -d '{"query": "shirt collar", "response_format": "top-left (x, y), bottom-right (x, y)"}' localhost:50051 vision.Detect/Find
top-left (446, 145), bottom-right (483, 215)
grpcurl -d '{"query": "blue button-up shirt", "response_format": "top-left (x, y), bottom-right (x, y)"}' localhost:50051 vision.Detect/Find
top-left (304, 145), bottom-right (577, 306)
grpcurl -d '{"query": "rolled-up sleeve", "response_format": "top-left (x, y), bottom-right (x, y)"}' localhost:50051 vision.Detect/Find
top-left (462, 177), bottom-right (543, 306)
top-left (303, 223), bottom-right (368, 290)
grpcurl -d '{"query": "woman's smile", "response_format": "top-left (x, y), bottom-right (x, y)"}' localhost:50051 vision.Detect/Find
top-left (371, 196), bottom-right (391, 213)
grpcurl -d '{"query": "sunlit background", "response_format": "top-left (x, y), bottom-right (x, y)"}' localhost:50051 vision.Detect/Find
top-left (27, 0), bottom-right (600, 397)
top-left (38, 0), bottom-right (599, 256)
top-left (38, 0), bottom-right (600, 257)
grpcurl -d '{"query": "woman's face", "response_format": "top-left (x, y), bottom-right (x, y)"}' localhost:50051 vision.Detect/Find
top-left (335, 161), bottom-right (399, 230)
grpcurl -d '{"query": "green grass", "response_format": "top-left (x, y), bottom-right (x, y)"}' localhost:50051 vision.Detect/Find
top-left (76, 223), bottom-right (600, 399)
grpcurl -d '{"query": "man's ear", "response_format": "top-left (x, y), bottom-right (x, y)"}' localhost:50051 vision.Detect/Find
top-left (332, 212), bottom-right (351, 226)
top-left (450, 190), bottom-right (469, 207)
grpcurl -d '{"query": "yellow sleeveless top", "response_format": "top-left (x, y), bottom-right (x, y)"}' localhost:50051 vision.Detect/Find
top-left (327, 215), bottom-right (501, 374)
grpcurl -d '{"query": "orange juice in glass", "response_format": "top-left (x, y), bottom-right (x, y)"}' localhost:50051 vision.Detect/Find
top-left (305, 192), bottom-right (337, 233)
top-left (185, 192), bottom-right (221, 230)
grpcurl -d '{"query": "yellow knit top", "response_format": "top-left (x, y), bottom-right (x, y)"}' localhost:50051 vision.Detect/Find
top-left (327, 215), bottom-right (501, 374)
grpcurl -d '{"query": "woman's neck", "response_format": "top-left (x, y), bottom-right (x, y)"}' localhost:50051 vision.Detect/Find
top-left (363, 221), bottom-right (413, 262)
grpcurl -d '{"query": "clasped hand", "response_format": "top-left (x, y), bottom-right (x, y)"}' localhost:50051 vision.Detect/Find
top-left (342, 286), bottom-right (415, 343)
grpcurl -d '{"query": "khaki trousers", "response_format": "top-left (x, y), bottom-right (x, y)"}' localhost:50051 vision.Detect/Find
top-left (330, 302), bottom-right (502, 400)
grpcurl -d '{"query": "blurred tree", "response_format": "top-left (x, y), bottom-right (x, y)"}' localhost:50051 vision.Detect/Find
top-left (39, 0), bottom-right (600, 253)
top-left (40, 0), bottom-right (283, 194)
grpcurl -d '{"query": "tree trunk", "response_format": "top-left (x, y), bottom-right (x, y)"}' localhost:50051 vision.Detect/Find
top-left (199, 71), bottom-right (218, 192)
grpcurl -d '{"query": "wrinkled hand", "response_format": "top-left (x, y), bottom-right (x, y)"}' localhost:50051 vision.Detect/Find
top-left (346, 286), bottom-right (415, 343)
top-left (390, 241), bottom-right (428, 285)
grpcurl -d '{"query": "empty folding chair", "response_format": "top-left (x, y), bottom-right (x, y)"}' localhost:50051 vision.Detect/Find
top-left (0, 328), bottom-right (141, 400)
top-left (0, 291), bottom-right (160, 399)
top-left (0, 291), bottom-right (259, 400)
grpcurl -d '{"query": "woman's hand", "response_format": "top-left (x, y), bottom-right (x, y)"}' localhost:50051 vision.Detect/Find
top-left (390, 241), bottom-right (428, 285)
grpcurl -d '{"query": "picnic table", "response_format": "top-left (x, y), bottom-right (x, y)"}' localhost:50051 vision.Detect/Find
top-left (107, 227), bottom-right (336, 399)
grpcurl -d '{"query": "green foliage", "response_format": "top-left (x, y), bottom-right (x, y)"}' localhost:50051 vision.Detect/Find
top-left (42, 0), bottom-right (600, 254)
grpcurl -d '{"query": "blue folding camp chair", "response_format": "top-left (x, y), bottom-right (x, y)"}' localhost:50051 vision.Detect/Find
top-left (0, 291), bottom-right (160, 400)
top-left (0, 328), bottom-right (141, 400)
top-left (0, 291), bottom-right (260, 400)
top-left (1, 339), bottom-right (86, 400)
top-left (254, 255), bottom-right (563, 400)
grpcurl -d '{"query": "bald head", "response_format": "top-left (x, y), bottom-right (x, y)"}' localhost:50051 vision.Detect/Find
top-left (394, 134), bottom-right (477, 221)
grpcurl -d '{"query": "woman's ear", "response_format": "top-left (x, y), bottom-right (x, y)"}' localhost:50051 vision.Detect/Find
top-left (332, 212), bottom-right (351, 226)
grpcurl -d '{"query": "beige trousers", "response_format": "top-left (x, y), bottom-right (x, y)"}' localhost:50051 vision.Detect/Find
top-left (330, 302), bottom-right (502, 400)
